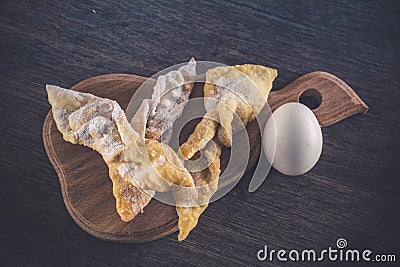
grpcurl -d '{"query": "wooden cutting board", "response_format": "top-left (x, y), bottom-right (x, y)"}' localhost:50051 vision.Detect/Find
top-left (42, 72), bottom-right (368, 242)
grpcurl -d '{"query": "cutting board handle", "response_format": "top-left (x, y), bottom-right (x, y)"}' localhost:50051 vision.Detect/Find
top-left (268, 71), bottom-right (369, 127)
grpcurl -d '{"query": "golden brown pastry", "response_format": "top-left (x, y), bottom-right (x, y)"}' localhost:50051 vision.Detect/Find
top-left (179, 64), bottom-right (276, 159)
top-left (179, 93), bottom-right (237, 159)
top-left (145, 58), bottom-right (196, 141)
top-left (175, 64), bottom-right (277, 239)
top-left (178, 112), bottom-right (218, 160)
top-left (47, 85), bottom-right (154, 221)
top-left (46, 85), bottom-right (195, 222)
top-left (176, 142), bottom-right (221, 241)
top-left (129, 57), bottom-right (222, 241)
top-left (145, 139), bottom-right (194, 188)
top-left (46, 62), bottom-right (277, 241)
top-left (204, 64), bottom-right (277, 147)
top-left (108, 164), bottom-right (153, 221)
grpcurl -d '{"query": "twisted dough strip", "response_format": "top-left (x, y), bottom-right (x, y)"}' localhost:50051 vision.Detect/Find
top-left (178, 113), bottom-right (218, 160)
top-left (179, 94), bottom-right (237, 159)
top-left (175, 64), bottom-right (277, 239)
top-left (179, 64), bottom-right (276, 158)
top-left (176, 141), bottom-right (221, 241)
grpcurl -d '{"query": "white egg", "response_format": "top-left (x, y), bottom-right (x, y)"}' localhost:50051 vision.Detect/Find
top-left (263, 102), bottom-right (323, 176)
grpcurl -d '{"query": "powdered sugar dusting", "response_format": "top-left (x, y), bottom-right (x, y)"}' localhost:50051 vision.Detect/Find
top-left (144, 58), bottom-right (196, 140)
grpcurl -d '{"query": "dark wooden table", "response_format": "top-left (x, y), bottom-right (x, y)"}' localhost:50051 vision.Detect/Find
top-left (1, 1), bottom-right (399, 266)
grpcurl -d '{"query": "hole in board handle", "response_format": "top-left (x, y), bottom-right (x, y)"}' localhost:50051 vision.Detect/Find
top-left (299, 88), bottom-right (322, 110)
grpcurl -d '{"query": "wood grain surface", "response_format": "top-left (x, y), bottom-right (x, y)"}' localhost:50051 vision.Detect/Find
top-left (1, 0), bottom-right (400, 266)
top-left (42, 72), bottom-right (367, 243)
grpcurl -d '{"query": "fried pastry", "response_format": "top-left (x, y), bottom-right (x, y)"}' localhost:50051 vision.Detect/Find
top-left (46, 85), bottom-right (195, 222)
top-left (47, 62), bottom-right (277, 241)
top-left (178, 112), bottom-right (218, 160)
top-left (130, 59), bottom-right (216, 239)
top-left (145, 139), bottom-right (194, 188)
top-left (47, 85), bottom-right (154, 221)
top-left (131, 57), bottom-right (222, 240)
top-left (179, 93), bottom-right (237, 159)
top-left (175, 65), bottom-right (277, 239)
top-left (145, 58), bottom-right (196, 141)
top-left (176, 142), bottom-right (221, 241)
top-left (204, 64), bottom-right (277, 146)
top-left (180, 64), bottom-right (276, 159)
